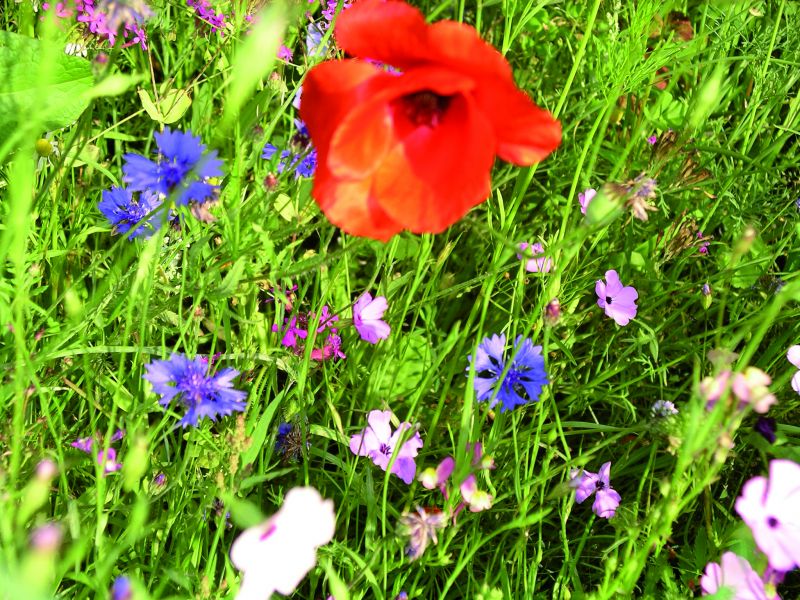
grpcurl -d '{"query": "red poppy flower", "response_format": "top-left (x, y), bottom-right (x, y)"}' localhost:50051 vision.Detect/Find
top-left (299, 0), bottom-right (562, 241)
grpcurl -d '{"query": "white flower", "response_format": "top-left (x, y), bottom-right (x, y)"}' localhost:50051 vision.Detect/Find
top-left (230, 487), bottom-right (335, 600)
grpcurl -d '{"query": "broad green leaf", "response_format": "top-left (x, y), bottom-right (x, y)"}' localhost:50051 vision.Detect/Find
top-left (137, 88), bottom-right (192, 124)
top-left (0, 30), bottom-right (93, 134)
top-left (372, 331), bottom-right (434, 399)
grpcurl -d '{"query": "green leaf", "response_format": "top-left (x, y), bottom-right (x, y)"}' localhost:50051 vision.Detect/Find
top-left (137, 88), bottom-right (192, 124)
top-left (0, 30), bottom-right (93, 133)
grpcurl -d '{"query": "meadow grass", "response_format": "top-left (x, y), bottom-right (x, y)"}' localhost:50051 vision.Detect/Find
top-left (1, 0), bottom-right (800, 598)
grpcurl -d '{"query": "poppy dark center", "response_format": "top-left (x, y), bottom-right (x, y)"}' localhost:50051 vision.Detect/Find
top-left (767, 516), bottom-right (780, 528)
top-left (402, 90), bottom-right (452, 127)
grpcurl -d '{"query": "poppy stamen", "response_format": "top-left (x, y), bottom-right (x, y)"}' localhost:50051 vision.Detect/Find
top-left (402, 91), bottom-right (452, 127)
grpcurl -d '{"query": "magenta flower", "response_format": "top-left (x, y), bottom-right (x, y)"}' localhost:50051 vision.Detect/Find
top-left (353, 293), bottom-right (390, 344)
top-left (579, 188), bottom-right (596, 214)
top-left (701, 552), bottom-right (779, 599)
top-left (570, 462), bottom-right (621, 519)
top-left (517, 242), bottom-right (553, 273)
top-left (787, 345), bottom-right (800, 394)
top-left (277, 44), bottom-right (293, 61)
top-left (595, 270), bottom-right (638, 326)
top-left (97, 448), bottom-right (122, 474)
top-left (735, 459), bottom-right (800, 571)
top-left (646, 135), bottom-right (658, 145)
top-left (349, 410), bottom-right (423, 484)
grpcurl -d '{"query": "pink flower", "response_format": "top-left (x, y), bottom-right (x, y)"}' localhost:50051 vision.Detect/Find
top-left (517, 242), bottom-right (552, 273)
top-left (735, 459), bottom-right (800, 571)
top-left (579, 188), bottom-right (596, 214)
top-left (352, 293), bottom-right (390, 344)
top-left (230, 487), bottom-right (335, 600)
top-left (459, 475), bottom-right (493, 512)
top-left (349, 410), bottom-right (422, 484)
top-left (732, 368), bottom-right (776, 414)
top-left (570, 461), bottom-right (621, 519)
top-left (595, 270), bottom-right (638, 326)
top-left (787, 345), bottom-right (800, 394)
top-left (277, 44), bottom-right (293, 61)
top-left (700, 552), bottom-right (779, 599)
top-left (646, 135), bottom-right (658, 145)
top-left (98, 448), bottom-right (122, 474)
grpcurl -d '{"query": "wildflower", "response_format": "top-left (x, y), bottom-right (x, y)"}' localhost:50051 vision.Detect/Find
top-left (110, 575), bottom-right (133, 600)
top-left (517, 242), bottom-right (552, 273)
top-left (353, 293), bottom-right (390, 343)
top-left (697, 231), bottom-right (711, 254)
top-left (36, 459), bottom-right (58, 480)
top-left (273, 305), bottom-right (344, 360)
top-left (702, 283), bottom-right (712, 296)
top-left (731, 368), bottom-right (776, 414)
top-left (459, 475), bottom-right (493, 512)
top-left (98, 448), bottom-right (122, 474)
top-left (420, 443), bottom-right (494, 513)
top-left (469, 333), bottom-right (548, 412)
top-left (275, 422), bottom-right (307, 461)
top-left (755, 417), bottom-right (777, 444)
top-left (399, 506), bottom-right (447, 561)
top-left (735, 459), bottom-right (800, 571)
top-left (143, 353), bottom-right (247, 427)
top-left (651, 400), bottom-right (678, 418)
top-left (419, 456), bottom-right (454, 494)
top-left (595, 270), bottom-right (638, 326)
top-left (277, 44), bottom-right (293, 60)
top-left (544, 298), bottom-right (561, 326)
top-left (187, 0), bottom-right (226, 34)
top-left (98, 187), bottom-right (166, 239)
top-left (570, 462), bottom-right (621, 519)
top-left (700, 552), bottom-right (778, 600)
top-left (306, 22), bottom-right (328, 57)
top-left (61, 0), bottom-right (151, 48)
top-left (579, 188), bottom-right (596, 214)
top-left (230, 487), bottom-right (335, 600)
top-left (787, 345), bottom-right (800, 394)
top-left (98, 0), bottom-right (152, 32)
top-left (123, 128), bottom-right (223, 206)
top-left (30, 523), bottom-right (63, 553)
top-left (299, 0), bottom-right (561, 240)
top-left (262, 142), bottom-right (317, 180)
top-left (625, 174), bottom-right (658, 221)
top-left (153, 473), bottom-right (167, 487)
top-left (646, 134), bottom-right (658, 145)
top-left (349, 409), bottom-right (423, 484)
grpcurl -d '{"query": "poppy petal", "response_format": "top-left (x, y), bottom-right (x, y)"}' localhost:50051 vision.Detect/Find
top-left (335, 0), bottom-right (428, 68)
top-left (473, 82), bottom-right (562, 165)
top-left (373, 93), bottom-right (494, 232)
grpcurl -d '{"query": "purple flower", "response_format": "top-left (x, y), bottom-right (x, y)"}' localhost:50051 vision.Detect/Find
top-left (517, 242), bottom-right (552, 273)
top-left (262, 144), bottom-right (317, 179)
top-left (579, 188), bottom-right (596, 214)
top-left (72, 436), bottom-right (95, 453)
top-left (143, 353), bottom-right (247, 427)
top-left (419, 456), bottom-right (455, 494)
top-left (30, 522), bottom-right (63, 552)
top-left (651, 400), bottom-right (678, 418)
top-left (735, 459), bottom-right (800, 571)
top-left (646, 134), bottom-right (658, 145)
top-left (98, 448), bottom-right (122, 474)
top-left (700, 552), bottom-right (778, 599)
top-left (595, 270), bottom-right (638, 326)
top-left (277, 44), bottom-right (293, 60)
top-left (310, 333), bottom-right (346, 361)
top-left (787, 345), bottom-right (800, 394)
top-left (187, 0), bottom-right (227, 34)
top-left (98, 187), bottom-right (166, 239)
top-left (110, 575), bottom-right (133, 600)
top-left (123, 128), bottom-right (223, 206)
top-left (349, 410), bottom-right (423, 484)
top-left (468, 333), bottom-right (549, 412)
top-left (570, 462), bottom-right (621, 519)
top-left (399, 506), bottom-right (447, 561)
top-left (353, 293), bottom-right (390, 344)
top-left (755, 417), bottom-right (777, 444)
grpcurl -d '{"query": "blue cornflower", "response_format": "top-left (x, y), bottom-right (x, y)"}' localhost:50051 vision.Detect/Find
top-left (110, 575), bottom-right (133, 600)
top-left (468, 333), bottom-right (548, 411)
top-left (262, 144), bottom-right (316, 179)
top-left (123, 128), bottom-right (223, 206)
top-left (98, 187), bottom-right (166, 239)
top-left (143, 353), bottom-right (247, 427)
